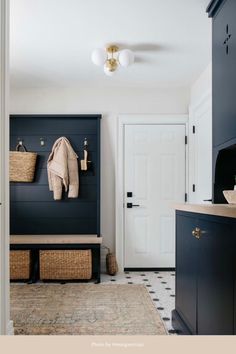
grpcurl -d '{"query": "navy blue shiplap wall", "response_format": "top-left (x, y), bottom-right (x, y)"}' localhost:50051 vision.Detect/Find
top-left (10, 114), bottom-right (101, 235)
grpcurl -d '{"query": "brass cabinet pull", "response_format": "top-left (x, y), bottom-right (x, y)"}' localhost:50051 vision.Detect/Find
top-left (192, 227), bottom-right (202, 239)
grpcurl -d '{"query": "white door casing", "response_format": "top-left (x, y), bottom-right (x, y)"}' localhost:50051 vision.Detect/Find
top-left (189, 91), bottom-right (212, 203)
top-left (0, 0), bottom-right (10, 335)
top-left (124, 124), bottom-right (186, 268)
top-left (116, 115), bottom-right (188, 271)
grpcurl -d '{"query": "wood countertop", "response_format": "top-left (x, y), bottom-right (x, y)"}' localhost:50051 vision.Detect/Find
top-left (173, 203), bottom-right (236, 219)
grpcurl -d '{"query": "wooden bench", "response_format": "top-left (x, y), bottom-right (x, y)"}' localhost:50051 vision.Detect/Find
top-left (10, 235), bottom-right (102, 283)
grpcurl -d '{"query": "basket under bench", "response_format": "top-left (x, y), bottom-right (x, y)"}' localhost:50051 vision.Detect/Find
top-left (10, 235), bottom-right (102, 283)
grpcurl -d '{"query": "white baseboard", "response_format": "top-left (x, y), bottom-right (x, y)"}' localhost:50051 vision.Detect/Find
top-left (7, 320), bottom-right (14, 335)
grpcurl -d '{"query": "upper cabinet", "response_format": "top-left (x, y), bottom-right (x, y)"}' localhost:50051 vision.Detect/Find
top-left (207, 0), bottom-right (236, 148)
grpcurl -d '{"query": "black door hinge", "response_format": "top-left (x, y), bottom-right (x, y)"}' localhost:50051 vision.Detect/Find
top-left (193, 184), bottom-right (196, 192)
top-left (185, 193), bottom-right (187, 202)
top-left (185, 136), bottom-right (187, 144)
top-left (193, 125), bottom-right (196, 134)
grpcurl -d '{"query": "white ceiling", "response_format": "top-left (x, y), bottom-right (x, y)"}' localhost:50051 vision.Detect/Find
top-left (10, 0), bottom-right (211, 89)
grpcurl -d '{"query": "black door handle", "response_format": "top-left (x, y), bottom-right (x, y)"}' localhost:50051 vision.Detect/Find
top-left (127, 203), bottom-right (140, 208)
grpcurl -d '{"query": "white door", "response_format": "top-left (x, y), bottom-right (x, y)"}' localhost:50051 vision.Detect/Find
top-left (124, 124), bottom-right (186, 268)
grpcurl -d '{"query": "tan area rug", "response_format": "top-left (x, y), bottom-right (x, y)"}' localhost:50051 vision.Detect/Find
top-left (10, 284), bottom-right (167, 335)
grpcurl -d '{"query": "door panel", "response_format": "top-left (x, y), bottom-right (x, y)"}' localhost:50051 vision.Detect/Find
top-left (124, 124), bottom-right (186, 267)
top-left (175, 213), bottom-right (197, 334)
top-left (160, 216), bottom-right (174, 253)
top-left (197, 217), bottom-right (234, 335)
top-left (160, 154), bottom-right (175, 199)
top-left (133, 216), bottom-right (148, 253)
top-left (134, 154), bottom-right (148, 199)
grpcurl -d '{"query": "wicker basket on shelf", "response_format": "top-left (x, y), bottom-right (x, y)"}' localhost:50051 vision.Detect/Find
top-left (10, 250), bottom-right (31, 280)
top-left (39, 249), bottom-right (92, 280)
top-left (10, 143), bottom-right (37, 182)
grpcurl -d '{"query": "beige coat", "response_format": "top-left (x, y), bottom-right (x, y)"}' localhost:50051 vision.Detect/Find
top-left (47, 137), bottom-right (79, 200)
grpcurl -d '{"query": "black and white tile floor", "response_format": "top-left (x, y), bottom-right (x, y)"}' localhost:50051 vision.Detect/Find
top-left (101, 271), bottom-right (176, 334)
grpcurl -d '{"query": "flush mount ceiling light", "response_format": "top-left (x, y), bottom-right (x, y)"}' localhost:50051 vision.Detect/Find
top-left (91, 45), bottom-right (134, 76)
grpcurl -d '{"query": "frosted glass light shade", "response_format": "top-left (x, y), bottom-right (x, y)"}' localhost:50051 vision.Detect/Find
top-left (118, 49), bottom-right (134, 67)
top-left (91, 48), bottom-right (107, 66)
top-left (103, 64), bottom-right (115, 76)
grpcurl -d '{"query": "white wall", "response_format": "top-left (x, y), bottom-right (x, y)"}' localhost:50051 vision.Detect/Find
top-left (10, 86), bottom-right (189, 266)
top-left (0, 0), bottom-right (10, 335)
top-left (189, 64), bottom-right (212, 203)
top-left (190, 64), bottom-right (212, 105)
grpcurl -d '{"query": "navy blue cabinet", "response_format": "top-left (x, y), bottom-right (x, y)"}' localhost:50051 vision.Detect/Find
top-left (175, 214), bottom-right (197, 334)
top-left (172, 211), bottom-right (235, 335)
top-left (197, 217), bottom-right (234, 334)
top-left (208, 0), bottom-right (236, 148)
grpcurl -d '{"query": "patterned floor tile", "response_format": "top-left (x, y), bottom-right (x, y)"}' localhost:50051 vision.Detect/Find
top-left (101, 271), bottom-right (176, 333)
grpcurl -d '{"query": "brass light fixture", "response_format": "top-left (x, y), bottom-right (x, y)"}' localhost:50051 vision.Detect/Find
top-left (91, 45), bottom-right (134, 76)
top-left (104, 45), bottom-right (119, 73)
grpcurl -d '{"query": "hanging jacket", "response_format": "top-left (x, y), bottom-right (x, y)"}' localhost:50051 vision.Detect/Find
top-left (47, 137), bottom-right (79, 200)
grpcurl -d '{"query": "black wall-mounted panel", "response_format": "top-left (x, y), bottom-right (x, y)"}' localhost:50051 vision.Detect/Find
top-left (10, 185), bottom-right (97, 202)
top-left (10, 114), bottom-right (101, 235)
top-left (11, 116), bottom-right (98, 135)
top-left (32, 169), bottom-right (96, 186)
top-left (10, 134), bottom-right (98, 152)
top-left (10, 218), bottom-right (97, 235)
top-left (10, 202), bottom-right (97, 219)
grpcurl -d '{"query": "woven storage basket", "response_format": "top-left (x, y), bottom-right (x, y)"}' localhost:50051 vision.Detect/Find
top-left (39, 250), bottom-right (92, 280)
top-left (10, 250), bottom-right (31, 280)
top-left (106, 251), bottom-right (118, 276)
top-left (10, 143), bottom-right (37, 182)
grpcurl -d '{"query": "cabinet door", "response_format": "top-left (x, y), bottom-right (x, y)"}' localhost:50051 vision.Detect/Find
top-left (175, 213), bottom-right (198, 334)
top-left (213, 0), bottom-right (236, 147)
top-left (197, 217), bottom-right (234, 335)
